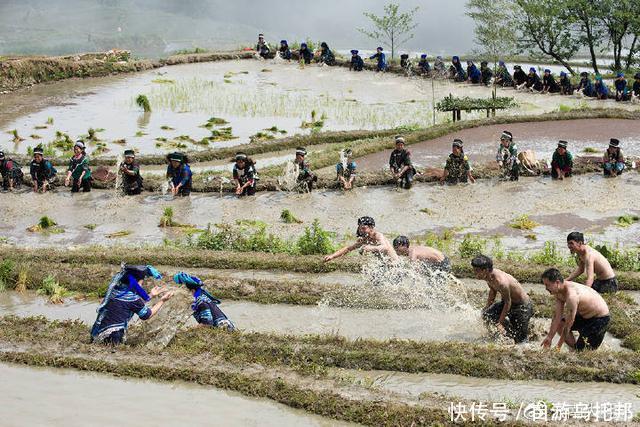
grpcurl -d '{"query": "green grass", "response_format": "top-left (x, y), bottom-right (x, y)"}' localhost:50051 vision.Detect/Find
top-left (509, 214), bottom-right (540, 230)
top-left (36, 275), bottom-right (69, 304)
top-left (280, 209), bottom-right (302, 224)
top-left (616, 215), bottom-right (640, 227)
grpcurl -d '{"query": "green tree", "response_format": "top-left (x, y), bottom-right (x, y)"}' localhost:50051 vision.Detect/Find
top-left (571, 0), bottom-right (606, 74)
top-left (513, 0), bottom-right (579, 75)
top-left (466, 0), bottom-right (517, 73)
top-left (358, 3), bottom-right (419, 60)
top-left (598, 0), bottom-right (640, 71)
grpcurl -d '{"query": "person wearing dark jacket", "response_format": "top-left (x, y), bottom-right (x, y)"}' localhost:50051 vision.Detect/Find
top-left (90, 264), bottom-right (173, 345)
top-left (526, 67), bottom-right (543, 92)
top-left (602, 138), bottom-right (625, 177)
top-left (350, 50), bottom-right (364, 71)
top-left (294, 147), bottom-right (317, 192)
top-left (559, 71), bottom-right (574, 95)
top-left (417, 54), bottom-right (431, 75)
top-left (233, 152), bottom-right (258, 196)
top-left (255, 34), bottom-right (271, 59)
top-left (614, 73), bottom-right (629, 101)
top-left (166, 152), bottom-right (192, 196)
top-left (480, 61), bottom-right (493, 85)
top-left (389, 136), bottom-right (416, 189)
top-left (451, 56), bottom-right (467, 81)
top-left (173, 272), bottom-right (235, 331)
top-left (541, 69), bottom-right (560, 94)
top-left (30, 146), bottom-right (57, 192)
top-left (370, 47), bottom-right (387, 72)
top-left (278, 40), bottom-right (292, 60)
top-left (65, 141), bottom-right (91, 193)
top-left (319, 42), bottom-right (336, 66)
top-left (0, 150), bottom-right (24, 191)
top-left (299, 43), bottom-right (313, 64)
top-left (633, 72), bottom-right (640, 101)
top-left (513, 65), bottom-right (527, 89)
top-left (576, 72), bottom-right (596, 97)
top-left (594, 75), bottom-right (609, 100)
top-left (119, 149), bottom-right (143, 195)
top-left (551, 141), bottom-right (573, 180)
top-left (495, 61), bottom-right (513, 87)
top-left (467, 61), bottom-right (482, 84)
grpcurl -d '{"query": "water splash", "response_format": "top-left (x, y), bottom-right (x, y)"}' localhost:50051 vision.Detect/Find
top-left (320, 257), bottom-right (473, 312)
top-left (113, 152), bottom-right (124, 197)
top-left (161, 180), bottom-right (170, 196)
top-left (277, 161), bottom-right (300, 192)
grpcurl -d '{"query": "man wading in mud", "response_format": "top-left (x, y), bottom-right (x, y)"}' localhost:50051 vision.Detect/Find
top-left (392, 236), bottom-right (451, 273)
top-left (541, 268), bottom-right (610, 351)
top-left (324, 216), bottom-right (398, 262)
top-left (471, 255), bottom-right (533, 343)
top-left (565, 232), bottom-right (618, 293)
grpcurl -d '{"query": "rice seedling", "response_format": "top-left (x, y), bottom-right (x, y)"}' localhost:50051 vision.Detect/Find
top-left (136, 94), bottom-right (152, 112)
top-left (280, 209), bottom-right (303, 224)
top-left (106, 230), bottom-right (132, 238)
top-left (583, 147), bottom-right (599, 153)
top-left (34, 125), bottom-right (48, 130)
top-left (9, 129), bottom-right (24, 142)
top-left (419, 208), bottom-right (435, 215)
top-left (250, 131), bottom-right (275, 142)
top-left (37, 274), bottom-right (69, 304)
top-left (159, 207), bottom-right (175, 227)
top-left (160, 125), bottom-right (175, 130)
top-left (152, 78), bottom-right (175, 84)
top-left (509, 214), bottom-right (539, 230)
top-left (46, 117), bottom-right (54, 125)
top-left (113, 139), bottom-right (126, 145)
top-left (26, 216), bottom-right (64, 234)
top-left (134, 131), bottom-right (147, 137)
top-left (14, 265), bottom-right (28, 293)
top-left (30, 134), bottom-right (42, 139)
top-left (616, 215), bottom-right (640, 227)
top-left (84, 224), bottom-right (97, 230)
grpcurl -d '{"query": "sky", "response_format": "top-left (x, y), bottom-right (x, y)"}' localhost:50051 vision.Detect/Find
top-left (0, 0), bottom-right (476, 56)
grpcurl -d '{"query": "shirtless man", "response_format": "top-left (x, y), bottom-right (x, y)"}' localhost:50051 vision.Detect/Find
top-left (323, 216), bottom-right (398, 262)
top-left (565, 231), bottom-right (617, 293)
top-left (471, 255), bottom-right (533, 343)
top-left (392, 236), bottom-right (451, 273)
top-left (541, 268), bottom-right (610, 351)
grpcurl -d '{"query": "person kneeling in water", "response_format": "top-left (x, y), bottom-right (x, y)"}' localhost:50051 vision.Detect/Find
top-left (472, 255), bottom-right (533, 343)
top-left (541, 267), bottom-right (610, 351)
top-left (90, 264), bottom-right (173, 345)
top-left (392, 236), bottom-right (451, 273)
top-left (324, 216), bottom-right (398, 262)
top-left (173, 272), bottom-right (235, 331)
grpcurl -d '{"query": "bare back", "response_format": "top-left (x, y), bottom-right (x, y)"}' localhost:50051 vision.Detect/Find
top-left (487, 268), bottom-right (530, 305)
top-left (570, 282), bottom-right (610, 318)
top-left (582, 246), bottom-right (615, 280)
top-left (409, 245), bottom-right (445, 263)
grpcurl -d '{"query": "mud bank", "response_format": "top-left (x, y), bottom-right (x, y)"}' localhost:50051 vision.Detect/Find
top-left (0, 51), bottom-right (254, 92)
top-left (0, 362), bottom-right (344, 427)
top-left (1, 317), bottom-right (638, 385)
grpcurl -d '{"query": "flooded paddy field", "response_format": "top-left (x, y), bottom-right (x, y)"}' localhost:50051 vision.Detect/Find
top-left (2, 58), bottom-right (633, 160)
top-left (2, 54), bottom-right (640, 425)
top-left (2, 173), bottom-right (639, 253)
top-left (0, 362), bottom-right (346, 427)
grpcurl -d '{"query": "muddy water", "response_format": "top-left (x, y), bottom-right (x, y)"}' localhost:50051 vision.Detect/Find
top-left (341, 369), bottom-right (640, 413)
top-left (0, 363), bottom-right (345, 427)
top-left (0, 291), bottom-right (625, 350)
top-left (0, 291), bottom-right (483, 343)
top-left (2, 174), bottom-right (639, 252)
top-left (356, 119), bottom-right (640, 169)
top-left (2, 60), bottom-right (631, 158)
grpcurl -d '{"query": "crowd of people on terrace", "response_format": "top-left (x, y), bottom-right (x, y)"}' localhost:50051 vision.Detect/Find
top-left (0, 132), bottom-right (626, 194)
top-left (257, 33), bottom-right (640, 102)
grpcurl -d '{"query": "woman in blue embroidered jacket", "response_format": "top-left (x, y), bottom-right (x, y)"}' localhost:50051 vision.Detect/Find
top-left (173, 272), bottom-right (235, 331)
top-left (90, 264), bottom-right (173, 345)
top-left (166, 152), bottom-right (192, 196)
